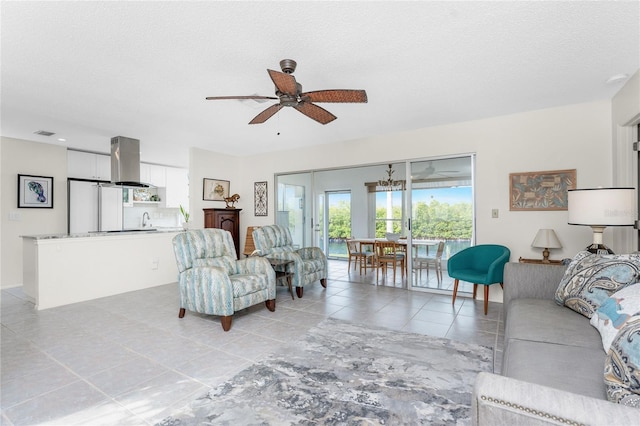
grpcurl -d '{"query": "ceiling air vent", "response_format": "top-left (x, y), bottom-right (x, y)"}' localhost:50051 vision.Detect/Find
top-left (34, 130), bottom-right (55, 136)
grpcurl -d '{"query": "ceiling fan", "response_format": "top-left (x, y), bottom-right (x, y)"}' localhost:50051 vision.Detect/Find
top-left (412, 161), bottom-right (460, 179)
top-left (206, 59), bottom-right (368, 125)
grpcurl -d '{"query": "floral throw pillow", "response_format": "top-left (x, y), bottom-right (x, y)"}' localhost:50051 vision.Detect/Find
top-left (590, 284), bottom-right (640, 352)
top-left (554, 251), bottom-right (640, 318)
top-left (604, 316), bottom-right (640, 407)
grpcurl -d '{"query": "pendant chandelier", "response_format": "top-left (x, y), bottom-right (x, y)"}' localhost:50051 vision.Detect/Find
top-left (378, 164), bottom-right (405, 191)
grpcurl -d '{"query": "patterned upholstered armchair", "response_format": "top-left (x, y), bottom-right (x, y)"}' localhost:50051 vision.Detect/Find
top-left (252, 225), bottom-right (327, 298)
top-left (172, 229), bottom-right (276, 331)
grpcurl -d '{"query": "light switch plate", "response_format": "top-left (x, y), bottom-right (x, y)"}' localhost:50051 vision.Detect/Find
top-left (491, 209), bottom-right (499, 218)
top-left (9, 211), bottom-right (20, 221)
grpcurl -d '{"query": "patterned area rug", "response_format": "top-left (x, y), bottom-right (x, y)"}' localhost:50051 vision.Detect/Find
top-left (157, 318), bottom-right (493, 425)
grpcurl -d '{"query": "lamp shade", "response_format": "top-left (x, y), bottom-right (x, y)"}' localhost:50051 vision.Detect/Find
top-left (568, 188), bottom-right (636, 226)
top-left (531, 229), bottom-right (562, 249)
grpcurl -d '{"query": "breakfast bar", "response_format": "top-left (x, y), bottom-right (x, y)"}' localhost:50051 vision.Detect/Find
top-left (22, 229), bottom-right (182, 310)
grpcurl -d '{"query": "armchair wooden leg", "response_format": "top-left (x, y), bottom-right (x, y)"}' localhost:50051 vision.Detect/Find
top-left (473, 284), bottom-right (478, 299)
top-left (221, 316), bottom-right (232, 332)
top-left (265, 299), bottom-right (276, 312)
top-left (484, 285), bottom-right (489, 315)
top-left (296, 287), bottom-right (304, 298)
top-left (320, 278), bottom-right (327, 288)
top-left (178, 308), bottom-right (185, 318)
top-left (452, 279), bottom-right (459, 304)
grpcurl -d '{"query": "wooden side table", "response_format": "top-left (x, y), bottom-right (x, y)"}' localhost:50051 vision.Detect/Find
top-left (518, 257), bottom-right (563, 265)
top-left (266, 258), bottom-right (295, 300)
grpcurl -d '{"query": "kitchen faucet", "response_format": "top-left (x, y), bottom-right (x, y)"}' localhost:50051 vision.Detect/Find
top-left (142, 212), bottom-right (150, 228)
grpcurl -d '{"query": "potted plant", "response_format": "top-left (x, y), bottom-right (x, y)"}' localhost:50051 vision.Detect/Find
top-left (179, 204), bottom-right (190, 230)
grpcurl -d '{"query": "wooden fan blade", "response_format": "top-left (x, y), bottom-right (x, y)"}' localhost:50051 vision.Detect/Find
top-left (301, 89), bottom-right (368, 103)
top-left (267, 69), bottom-right (298, 95)
top-left (249, 104), bottom-right (283, 124)
top-left (206, 95), bottom-right (278, 100)
top-left (294, 102), bottom-right (337, 125)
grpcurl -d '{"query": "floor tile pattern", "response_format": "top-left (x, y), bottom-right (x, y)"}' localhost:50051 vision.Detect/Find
top-left (1, 260), bottom-right (503, 425)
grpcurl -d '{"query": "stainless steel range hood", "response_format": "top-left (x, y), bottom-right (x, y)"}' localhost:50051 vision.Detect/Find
top-left (110, 136), bottom-right (151, 187)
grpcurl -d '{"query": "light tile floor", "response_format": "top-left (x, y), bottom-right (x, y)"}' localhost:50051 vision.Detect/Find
top-left (1, 260), bottom-right (503, 425)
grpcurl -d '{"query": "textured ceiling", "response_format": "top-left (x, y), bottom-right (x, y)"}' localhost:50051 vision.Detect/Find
top-left (2, 1), bottom-right (639, 167)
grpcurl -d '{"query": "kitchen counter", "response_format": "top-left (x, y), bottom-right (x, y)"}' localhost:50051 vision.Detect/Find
top-left (22, 229), bottom-right (183, 310)
top-left (21, 227), bottom-right (183, 240)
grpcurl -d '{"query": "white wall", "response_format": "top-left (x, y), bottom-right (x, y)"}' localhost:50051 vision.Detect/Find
top-left (240, 100), bottom-right (613, 257)
top-left (1, 137), bottom-right (68, 288)
top-left (231, 100), bottom-right (613, 303)
top-left (3, 94), bottom-right (636, 299)
top-left (188, 147), bottom-right (243, 229)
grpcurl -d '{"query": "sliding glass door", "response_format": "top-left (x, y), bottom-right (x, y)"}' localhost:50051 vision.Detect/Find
top-left (408, 156), bottom-right (475, 291)
top-left (276, 173), bottom-right (311, 249)
top-left (325, 191), bottom-right (351, 259)
top-left (274, 156), bottom-right (475, 295)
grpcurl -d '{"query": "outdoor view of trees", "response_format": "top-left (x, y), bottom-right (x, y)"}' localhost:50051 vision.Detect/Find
top-left (410, 200), bottom-right (473, 240)
top-left (325, 188), bottom-right (473, 260)
top-left (328, 199), bottom-right (473, 240)
top-left (328, 200), bottom-right (351, 239)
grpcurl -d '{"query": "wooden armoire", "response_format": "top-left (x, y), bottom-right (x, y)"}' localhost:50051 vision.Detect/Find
top-left (203, 208), bottom-right (242, 256)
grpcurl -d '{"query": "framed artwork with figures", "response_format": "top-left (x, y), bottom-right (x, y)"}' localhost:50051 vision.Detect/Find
top-left (203, 178), bottom-right (230, 201)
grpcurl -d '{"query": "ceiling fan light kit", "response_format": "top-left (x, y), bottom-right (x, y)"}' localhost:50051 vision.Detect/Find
top-left (206, 59), bottom-right (367, 125)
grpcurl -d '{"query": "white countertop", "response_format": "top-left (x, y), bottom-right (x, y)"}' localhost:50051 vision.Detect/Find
top-left (21, 227), bottom-right (184, 240)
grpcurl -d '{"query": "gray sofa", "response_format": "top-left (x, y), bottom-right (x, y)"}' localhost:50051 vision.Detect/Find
top-left (472, 262), bottom-right (638, 425)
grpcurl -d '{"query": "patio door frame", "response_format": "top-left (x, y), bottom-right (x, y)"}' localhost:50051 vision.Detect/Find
top-left (405, 154), bottom-right (476, 293)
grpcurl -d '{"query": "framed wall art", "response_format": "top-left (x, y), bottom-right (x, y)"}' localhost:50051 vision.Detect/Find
top-left (254, 181), bottom-right (268, 216)
top-left (203, 178), bottom-right (230, 201)
top-left (509, 169), bottom-right (576, 211)
top-left (18, 174), bottom-right (54, 208)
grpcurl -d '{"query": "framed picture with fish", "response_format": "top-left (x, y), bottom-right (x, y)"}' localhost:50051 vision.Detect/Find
top-left (18, 174), bottom-right (54, 208)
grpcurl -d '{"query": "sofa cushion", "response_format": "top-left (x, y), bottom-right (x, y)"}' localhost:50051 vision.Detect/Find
top-left (502, 339), bottom-right (607, 400)
top-left (604, 316), bottom-right (640, 407)
top-left (554, 251), bottom-right (640, 319)
top-left (590, 283), bottom-right (640, 352)
top-left (505, 298), bottom-right (602, 350)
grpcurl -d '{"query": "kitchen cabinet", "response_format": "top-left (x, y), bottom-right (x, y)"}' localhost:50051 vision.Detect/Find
top-left (67, 150), bottom-right (111, 181)
top-left (140, 163), bottom-right (166, 187)
top-left (22, 231), bottom-right (181, 310)
top-left (164, 167), bottom-right (189, 208)
top-left (204, 208), bottom-right (241, 255)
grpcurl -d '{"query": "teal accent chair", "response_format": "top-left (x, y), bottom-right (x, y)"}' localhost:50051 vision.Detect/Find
top-left (252, 225), bottom-right (327, 298)
top-left (447, 244), bottom-right (510, 315)
top-left (172, 229), bottom-right (276, 331)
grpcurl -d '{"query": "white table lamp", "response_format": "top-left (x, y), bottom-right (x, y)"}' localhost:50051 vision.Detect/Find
top-left (531, 229), bottom-right (562, 263)
top-left (568, 187), bottom-right (636, 254)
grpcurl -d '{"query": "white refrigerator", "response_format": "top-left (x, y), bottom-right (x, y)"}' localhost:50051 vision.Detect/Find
top-left (69, 181), bottom-right (123, 233)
